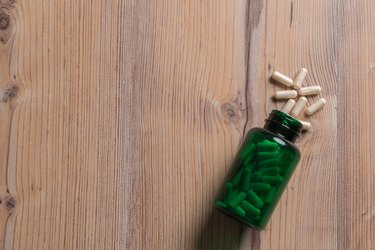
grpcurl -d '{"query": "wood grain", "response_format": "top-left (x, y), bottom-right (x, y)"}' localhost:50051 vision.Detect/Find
top-left (0, 0), bottom-right (374, 249)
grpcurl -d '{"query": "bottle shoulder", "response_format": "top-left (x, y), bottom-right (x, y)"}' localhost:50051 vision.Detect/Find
top-left (245, 127), bottom-right (300, 156)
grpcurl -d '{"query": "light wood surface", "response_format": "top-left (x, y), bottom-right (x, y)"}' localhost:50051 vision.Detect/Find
top-left (0, 0), bottom-right (374, 249)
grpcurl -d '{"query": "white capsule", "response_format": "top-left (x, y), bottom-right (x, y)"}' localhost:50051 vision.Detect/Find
top-left (298, 120), bottom-right (312, 131)
top-left (298, 86), bottom-right (322, 96)
top-left (280, 99), bottom-right (296, 114)
top-left (271, 71), bottom-right (293, 87)
top-left (290, 97), bottom-right (307, 117)
top-left (274, 90), bottom-right (298, 99)
top-left (293, 68), bottom-right (308, 89)
top-left (306, 98), bottom-right (327, 116)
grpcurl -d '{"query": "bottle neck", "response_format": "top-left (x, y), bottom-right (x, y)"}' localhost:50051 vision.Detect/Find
top-left (263, 110), bottom-right (302, 143)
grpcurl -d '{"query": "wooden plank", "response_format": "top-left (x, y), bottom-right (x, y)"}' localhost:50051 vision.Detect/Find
top-left (0, 0), bottom-right (374, 249)
top-left (337, 1), bottom-right (375, 249)
top-left (258, 0), bottom-right (338, 249)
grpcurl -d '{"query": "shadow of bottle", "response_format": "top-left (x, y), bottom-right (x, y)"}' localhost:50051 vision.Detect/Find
top-left (196, 206), bottom-right (261, 250)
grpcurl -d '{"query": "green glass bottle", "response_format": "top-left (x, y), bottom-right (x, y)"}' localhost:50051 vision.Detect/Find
top-left (215, 110), bottom-right (302, 230)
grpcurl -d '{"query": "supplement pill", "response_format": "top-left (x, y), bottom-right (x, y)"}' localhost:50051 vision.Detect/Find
top-left (215, 200), bottom-right (227, 208)
top-left (298, 86), bottom-right (321, 96)
top-left (280, 99), bottom-right (296, 114)
top-left (298, 120), bottom-right (312, 131)
top-left (247, 190), bottom-right (264, 208)
top-left (291, 97), bottom-right (307, 117)
top-left (224, 183), bottom-right (234, 203)
top-left (257, 151), bottom-right (280, 160)
top-left (274, 90), bottom-right (298, 100)
top-left (240, 169), bottom-right (251, 191)
top-left (293, 68), bottom-right (308, 89)
top-left (228, 191), bottom-right (246, 208)
top-left (250, 183), bottom-right (272, 192)
top-left (306, 98), bottom-right (326, 116)
top-left (251, 171), bottom-right (262, 181)
top-left (265, 188), bottom-right (277, 204)
top-left (261, 175), bottom-right (284, 184)
top-left (231, 169), bottom-right (244, 186)
top-left (257, 140), bottom-right (279, 151)
top-left (241, 200), bottom-right (261, 217)
top-left (234, 206), bottom-right (246, 217)
top-left (259, 167), bottom-right (281, 175)
top-left (241, 143), bottom-right (256, 159)
top-left (257, 159), bottom-right (279, 168)
top-left (243, 153), bottom-right (256, 167)
top-left (271, 71), bottom-right (293, 87)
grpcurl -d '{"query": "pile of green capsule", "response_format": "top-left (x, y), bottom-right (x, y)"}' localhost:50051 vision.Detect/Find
top-left (216, 139), bottom-right (283, 222)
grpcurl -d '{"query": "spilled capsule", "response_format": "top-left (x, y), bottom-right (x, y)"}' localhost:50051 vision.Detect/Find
top-left (280, 99), bottom-right (296, 114)
top-left (293, 68), bottom-right (308, 89)
top-left (306, 98), bottom-right (326, 115)
top-left (274, 90), bottom-right (298, 99)
top-left (298, 120), bottom-right (312, 131)
top-left (298, 86), bottom-right (321, 96)
top-left (271, 71), bottom-right (293, 87)
top-left (291, 97), bottom-right (307, 117)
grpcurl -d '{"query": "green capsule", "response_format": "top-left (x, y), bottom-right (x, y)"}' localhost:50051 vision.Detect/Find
top-left (257, 151), bottom-right (280, 161)
top-left (261, 175), bottom-right (283, 184)
top-left (250, 182), bottom-right (271, 192)
top-left (243, 152), bottom-right (256, 167)
top-left (228, 191), bottom-right (246, 208)
top-left (246, 190), bottom-right (264, 208)
top-left (251, 171), bottom-right (262, 181)
top-left (253, 215), bottom-right (261, 221)
top-left (241, 143), bottom-right (256, 159)
top-left (257, 159), bottom-right (279, 168)
top-left (215, 200), bottom-right (227, 208)
top-left (234, 206), bottom-right (246, 217)
top-left (257, 140), bottom-right (279, 151)
top-left (240, 200), bottom-right (261, 217)
top-left (240, 169), bottom-right (251, 191)
top-left (224, 183), bottom-right (234, 203)
top-left (265, 188), bottom-right (277, 204)
top-left (230, 168), bottom-right (244, 186)
top-left (259, 167), bottom-right (281, 175)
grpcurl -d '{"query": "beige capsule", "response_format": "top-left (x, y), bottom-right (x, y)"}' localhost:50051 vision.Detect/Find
top-left (274, 90), bottom-right (298, 100)
top-left (291, 97), bottom-right (307, 117)
top-left (298, 120), bottom-right (312, 131)
top-left (298, 86), bottom-right (322, 96)
top-left (271, 71), bottom-right (293, 87)
top-left (306, 98), bottom-right (327, 115)
top-left (293, 68), bottom-right (308, 90)
top-left (280, 99), bottom-right (296, 114)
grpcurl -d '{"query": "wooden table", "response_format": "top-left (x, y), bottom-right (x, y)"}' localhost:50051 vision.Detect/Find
top-left (0, 0), bottom-right (374, 249)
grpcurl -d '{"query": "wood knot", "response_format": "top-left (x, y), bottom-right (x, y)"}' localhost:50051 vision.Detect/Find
top-left (0, 12), bottom-right (9, 30)
top-left (4, 196), bottom-right (16, 211)
top-left (0, 0), bottom-right (15, 5)
top-left (2, 84), bottom-right (19, 102)
top-left (0, 8), bottom-right (13, 43)
top-left (221, 102), bottom-right (244, 123)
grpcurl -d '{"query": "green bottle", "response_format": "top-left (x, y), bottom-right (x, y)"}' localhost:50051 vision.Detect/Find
top-left (215, 110), bottom-right (302, 230)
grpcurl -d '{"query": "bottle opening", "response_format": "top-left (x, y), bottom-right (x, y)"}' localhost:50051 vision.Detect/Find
top-left (264, 110), bottom-right (302, 142)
